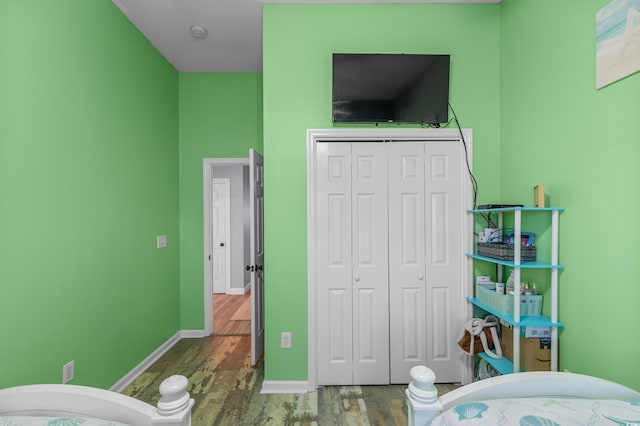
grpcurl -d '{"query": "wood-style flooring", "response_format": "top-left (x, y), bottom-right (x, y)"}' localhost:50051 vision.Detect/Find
top-left (213, 292), bottom-right (250, 336)
top-left (123, 294), bottom-right (456, 426)
top-left (122, 334), bottom-right (460, 425)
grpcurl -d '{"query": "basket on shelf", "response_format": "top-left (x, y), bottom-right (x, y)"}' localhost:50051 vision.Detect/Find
top-left (476, 283), bottom-right (542, 316)
top-left (476, 242), bottom-right (537, 261)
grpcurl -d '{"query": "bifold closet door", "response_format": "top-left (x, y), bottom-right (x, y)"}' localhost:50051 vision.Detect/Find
top-left (388, 142), bottom-right (427, 383)
top-left (423, 141), bottom-right (464, 383)
top-left (387, 141), bottom-right (464, 383)
top-left (316, 142), bottom-right (390, 385)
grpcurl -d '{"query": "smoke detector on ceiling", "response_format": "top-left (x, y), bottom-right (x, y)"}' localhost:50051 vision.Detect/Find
top-left (190, 25), bottom-right (208, 39)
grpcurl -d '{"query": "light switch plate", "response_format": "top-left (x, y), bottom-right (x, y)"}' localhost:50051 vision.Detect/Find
top-left (157, 235), bottom-right (167, 248)
top-left (280, 332), bottom-right (292, 349)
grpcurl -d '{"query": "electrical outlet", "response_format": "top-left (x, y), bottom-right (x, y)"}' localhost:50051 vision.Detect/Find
top-left (63, 360), bottom-right (74, 384)
top-left (280, 332), bottom-right (292, 349)
top-left (157, 235), bottom-right (167, 248)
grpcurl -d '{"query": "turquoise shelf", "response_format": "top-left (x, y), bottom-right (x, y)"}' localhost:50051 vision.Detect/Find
top-left (466, 253), bottom-right (564, 269)
top-left (468, 207), bottom-right (565, 213)
top-left (478, 352), bottom-right (520, 375)
top-left (466, 297), bottom-right (564, 328)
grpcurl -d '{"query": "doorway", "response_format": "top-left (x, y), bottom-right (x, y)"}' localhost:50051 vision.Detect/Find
top-left (203, 150), bottom-right (265, 366)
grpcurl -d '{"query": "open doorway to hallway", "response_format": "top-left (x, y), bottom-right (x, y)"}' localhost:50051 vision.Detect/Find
top-left (204, 151), bottom-right (265, 365)
top-left (205, 160), bottom-right (251, 362)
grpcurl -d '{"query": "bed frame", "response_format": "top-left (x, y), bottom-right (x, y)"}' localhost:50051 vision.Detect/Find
top-left (0, 374), bottom-right (194, 425)
top-left (406, 365), bottom-right (640, 425)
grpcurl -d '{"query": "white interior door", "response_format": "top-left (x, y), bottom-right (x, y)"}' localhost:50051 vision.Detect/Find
top-left (423, 141), bottom-right (465, 382)
top-left (351, 142), bottom-right (390, 385)
top-left (212, 179), bottom-right (230, 294)
top-left (316, 142), bottom-right (353, 385)
top-left (308, 129), bottom-right (472, 388)
top-left (250, 149), bottom-right (265, 365)
top-left (317, 142), bottom-right (389, 385)
top-left (388, 142), bottom-right (427, 383)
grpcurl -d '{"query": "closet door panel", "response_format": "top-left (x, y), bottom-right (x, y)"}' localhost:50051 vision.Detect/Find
top-left (316, 138), bottom-right (466, 386)
top-left (317, 142), bottom-right (353, 385)
top-left (424, 142), bottom-right (464, 383)
top-left (388, 142), bottom-right (427, 383)
top-left (352, 143), bottom-right (389, 385)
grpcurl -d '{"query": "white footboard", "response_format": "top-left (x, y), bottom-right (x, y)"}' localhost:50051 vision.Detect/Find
top-left (0, 375), bottom-right (194, 426)
top-left (406, 365), bottom-right (640, 425)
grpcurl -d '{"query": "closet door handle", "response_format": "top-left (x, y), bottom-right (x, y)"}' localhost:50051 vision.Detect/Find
top-left (418, 274), bottom-right (424, 280)
top-left (354, 275), bottom-right (360, 282)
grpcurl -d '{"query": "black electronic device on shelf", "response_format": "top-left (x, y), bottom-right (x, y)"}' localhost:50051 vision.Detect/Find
top-left (477, 204), bottom-right (524, 210)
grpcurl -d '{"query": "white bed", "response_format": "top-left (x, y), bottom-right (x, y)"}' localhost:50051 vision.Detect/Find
top-left (406, 365), bottom-right (640, 425)
top-left (0, 375), bottom-right (193, 426)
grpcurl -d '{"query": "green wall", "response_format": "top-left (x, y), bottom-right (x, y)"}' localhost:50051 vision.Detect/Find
top-left (4, 0), bottom-right (637, 394)
top-left (178, 73), bottom-right (263, 328)
top-left (0, 1), bottom-right (180, 388)
top-left (262, 3), bottom-right (502, 381)
top-left (500, 0), bottom-right (640, 390)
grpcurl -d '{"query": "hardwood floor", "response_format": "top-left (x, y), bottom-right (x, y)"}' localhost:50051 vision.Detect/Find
top-left (213, 292), bottom-right (250, 336)
top-left (121, 334), bottom-right (460, 425)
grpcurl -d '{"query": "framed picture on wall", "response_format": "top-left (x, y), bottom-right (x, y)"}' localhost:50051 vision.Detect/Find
top-left (596, 0), bottom-right (640, 89)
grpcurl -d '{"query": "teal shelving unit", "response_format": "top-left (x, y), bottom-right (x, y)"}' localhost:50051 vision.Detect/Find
top-left (467, 207), bottom-right (564, 375)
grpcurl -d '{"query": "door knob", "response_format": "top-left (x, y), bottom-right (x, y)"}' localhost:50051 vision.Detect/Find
top-left (418, 274), bottom-right (424, 280)
top-left (354, 275), bottom-right (360, 282)
top-left (220, 242), bottom-right (225, 247)
top-left (246, 265), bottom-right (254, 272)
top-left (256, 265), bottom-right (263, 271)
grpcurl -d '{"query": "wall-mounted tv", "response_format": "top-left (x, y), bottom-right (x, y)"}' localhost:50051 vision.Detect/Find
top-left (332, 53), bottom-right (450, 125)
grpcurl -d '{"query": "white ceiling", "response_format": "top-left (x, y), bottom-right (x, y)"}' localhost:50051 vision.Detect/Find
top-left (112, 0), bottom-right (500, 72)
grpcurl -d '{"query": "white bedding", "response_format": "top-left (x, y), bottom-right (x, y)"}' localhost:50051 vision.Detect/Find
top-left (0, 417), bottom-right (129, 426)
top-left (431, 397), bottom-right (640, 425)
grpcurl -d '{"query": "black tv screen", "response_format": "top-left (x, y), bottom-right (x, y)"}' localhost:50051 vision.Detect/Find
top-left (332, 53), bottom-right (450, 125)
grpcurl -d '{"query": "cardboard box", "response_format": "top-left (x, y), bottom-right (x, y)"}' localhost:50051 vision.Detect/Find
top-left (501, 324), bottom-right (553, 371)
top-left (501, 324), bottom-right (514, 361)
top-left (521, 338), bottom-right (551, 371)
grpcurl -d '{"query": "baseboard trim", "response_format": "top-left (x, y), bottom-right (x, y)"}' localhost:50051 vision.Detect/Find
top-left (260, 380), bottom-right (310, 394)
top-left (109, 329), bottom-right (207, 392)
top-left (180, 329), bottom-right (207, 338)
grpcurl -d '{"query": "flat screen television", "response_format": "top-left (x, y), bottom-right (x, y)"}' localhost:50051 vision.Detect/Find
top-left (332, 53), bottom-right (450, 125)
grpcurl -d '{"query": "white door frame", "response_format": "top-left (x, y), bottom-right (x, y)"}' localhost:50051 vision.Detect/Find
top-left (211, 178), bottom-right (232, 294)
top-left (306, 128), bottom-right (475, 391)
top-left (203, 157), bottom-right (250, 335)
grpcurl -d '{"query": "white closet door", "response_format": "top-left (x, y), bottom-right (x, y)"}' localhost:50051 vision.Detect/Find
top-left (424, 141), bottom-right (464, 382)
top-left (351, 142), bottom-right (389, 385)
top-left (316, 138), bottom-right (464, 385)
top-left (317, 142), bottom-right (353, 385)
top-left (388, 142), bottom-right (427, 383)
top-left (316, 142), bottom-right (389, 385)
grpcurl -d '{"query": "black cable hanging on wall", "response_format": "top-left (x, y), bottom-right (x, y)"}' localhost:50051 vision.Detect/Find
top-left (447, 102), bottom-right (496, 228)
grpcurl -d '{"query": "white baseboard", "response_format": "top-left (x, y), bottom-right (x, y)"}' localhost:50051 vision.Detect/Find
top-left (109, 329), bottom-right (207, 392)
top-left (261, 380), bottom-right (310, 394)
top-left (180, 329), bottom-right (207, 338)
top-left (227, 283), bottom-right (250, 295)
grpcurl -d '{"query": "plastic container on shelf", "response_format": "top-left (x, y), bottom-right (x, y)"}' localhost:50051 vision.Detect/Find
top-left (476, 283), bottom-right (542, 316)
